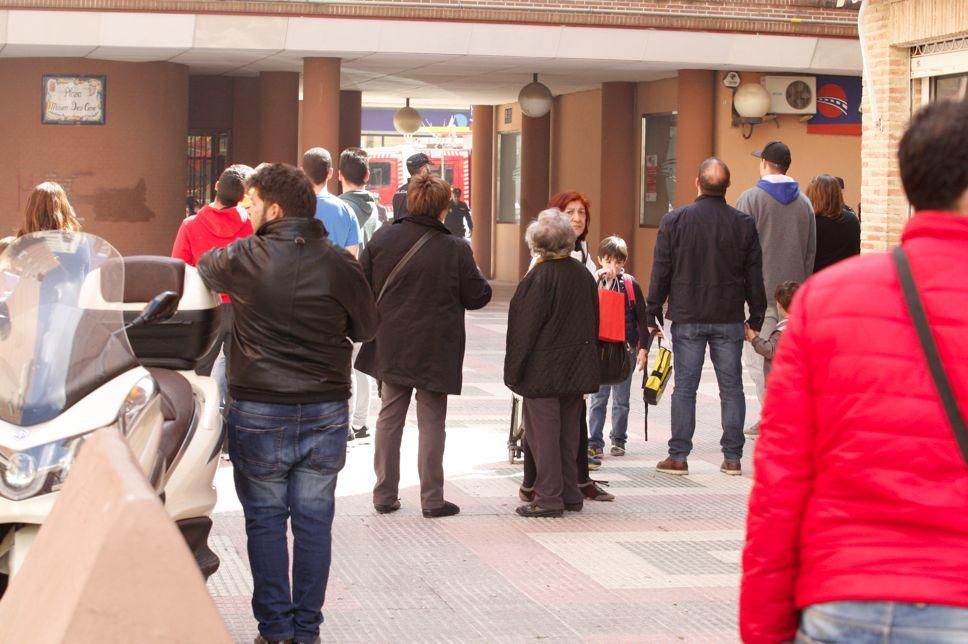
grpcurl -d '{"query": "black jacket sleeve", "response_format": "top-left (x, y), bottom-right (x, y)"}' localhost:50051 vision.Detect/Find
top-left (392, 186), bottom-right (407, 219)
top-left (339, 253), bottom-right (379, 343)
top-left (646, 214), bottom-right (674, 328)
top-left (197, 243), bottom-right (237, 296)
top-left (744, 222), bottom-right (768, 332)
top-left (504, 272), bottom-right (550, 389)
top-left (458, 241), bottom-right (492, 311)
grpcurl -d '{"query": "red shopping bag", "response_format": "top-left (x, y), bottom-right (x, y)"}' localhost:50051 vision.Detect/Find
top-left (598, 283), bottom-right (626, 342)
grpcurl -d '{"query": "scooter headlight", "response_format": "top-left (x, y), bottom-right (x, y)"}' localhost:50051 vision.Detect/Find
top-left (118, 375), bottom-right (156, 436)
top-left (0, 435), bottom-right (87, 501)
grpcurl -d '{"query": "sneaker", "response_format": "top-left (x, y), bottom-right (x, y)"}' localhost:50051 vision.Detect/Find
top-left (353, 425), bottom-right (370, 439)
top-left (744, 422), bottom-right (760, 437)
top-left (515, 502), bottom-right (563, 518)
top-left (579, 479), bottom-right (615, 502)
top-left (720, 460), bottom-right (742, 476)
top-left (346, 427), bottom-right (355, 442)
top-left (587, 455), bottom-right (602, 471)
top-left (518, 486), bottom-right (535, 502)
top-left (422, 501), bottom-right (460, 518)
top-left (588, 447), bottom-right (604, 458)
top-left (656, 457), bottom-right (689, 475)
top-left (610, 442), bottom-right (626, 457)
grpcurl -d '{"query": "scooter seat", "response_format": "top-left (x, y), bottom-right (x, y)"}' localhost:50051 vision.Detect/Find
top-left (147, 368), bottom-right (196, 472)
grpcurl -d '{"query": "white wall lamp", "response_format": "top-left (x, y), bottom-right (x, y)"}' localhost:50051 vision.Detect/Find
top-left (727, 73), bottom-right (773, 139)
top-left (518, 73), bottom-right (553, 118)
top-left (393, 98), bottom-right (422, 135)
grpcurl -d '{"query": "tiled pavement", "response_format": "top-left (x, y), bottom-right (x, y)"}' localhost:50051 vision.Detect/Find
top-left (209, 282), bottom-right (761, 642)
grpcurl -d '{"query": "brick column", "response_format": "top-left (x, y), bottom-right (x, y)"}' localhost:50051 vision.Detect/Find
top-left (599, 82), bottom-right (636, 246)
top-left (675, 70), bottom-right (715, 209)
top-left (258, 72), bottom-right (300, 165)
top-left (301, 57), bottom-right (341, 192)
top-left (471, 105), bottom-right (494, 278)
top-left (860, 0), bottom-right (912, 251)
top-left (339, 90), bottom-right (362, 152)
top-left (519, 112), bottom-right (551, 278)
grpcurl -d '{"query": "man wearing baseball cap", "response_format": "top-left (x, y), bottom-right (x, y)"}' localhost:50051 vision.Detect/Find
top-left (736, 141), bottom-right (816, 437)
top-left (392, 152), bottom-right (436, 220)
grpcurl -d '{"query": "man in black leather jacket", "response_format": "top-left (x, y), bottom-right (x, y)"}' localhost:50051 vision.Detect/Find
top-left (197, 163), bottom-right (377, 644)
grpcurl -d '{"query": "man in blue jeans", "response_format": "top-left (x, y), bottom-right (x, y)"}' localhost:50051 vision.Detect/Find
top-left (645, 157), bottom-right (766, 476)
top-left (198, 163), bottom-right (378, 644)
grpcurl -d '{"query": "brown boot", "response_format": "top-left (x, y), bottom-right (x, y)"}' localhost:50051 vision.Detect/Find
top-left (720, 460), bottom-right (742, 476)
top-left (656, 457), bottom-right (689, 475)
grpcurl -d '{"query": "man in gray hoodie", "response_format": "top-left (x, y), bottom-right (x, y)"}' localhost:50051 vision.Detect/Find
top-left (735, 141), bottom-right (815, 435)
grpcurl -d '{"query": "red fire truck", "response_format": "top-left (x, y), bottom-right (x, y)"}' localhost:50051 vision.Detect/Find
top-left (366, 147), bottom-right (471, 217)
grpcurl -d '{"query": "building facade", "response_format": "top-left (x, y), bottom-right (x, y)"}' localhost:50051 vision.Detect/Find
top-left (2, 1), bottom-right (954, 282)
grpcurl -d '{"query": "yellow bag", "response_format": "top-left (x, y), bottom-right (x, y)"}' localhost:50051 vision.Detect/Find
top-left (643, 340), bottom-right (672, 405)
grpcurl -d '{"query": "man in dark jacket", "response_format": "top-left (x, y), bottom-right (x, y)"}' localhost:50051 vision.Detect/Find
top-left (391, 152), bottom-right (434, 220)
top-left (357, 173), bottom-right (491, 518)
top-left (646, 157), bottom-right (766, 477)
top-left (197, 163), bottom-right (378, 644)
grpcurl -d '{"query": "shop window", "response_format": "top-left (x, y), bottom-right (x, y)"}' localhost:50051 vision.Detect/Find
top-left (187, 133), bottom-right (229, 217)
top-left (369, 162), bottom-right (392, 188)
top-left (640, 113), bottom-right (677, 227)
top-left (933, 73), bottom-right (967, 101)
top-left (496, 132), bottom-right (521, 223)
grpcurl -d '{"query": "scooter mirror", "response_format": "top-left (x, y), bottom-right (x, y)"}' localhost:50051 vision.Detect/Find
top-left (133, 290), bottom-right (180, 327)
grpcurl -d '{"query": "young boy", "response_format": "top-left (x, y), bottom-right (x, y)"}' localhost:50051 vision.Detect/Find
top-left (588, 236), bottom-right (650, 460)
top-left (744, 280), bottom-right (799, 436)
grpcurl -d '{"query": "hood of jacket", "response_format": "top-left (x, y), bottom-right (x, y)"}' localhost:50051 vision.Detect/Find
top-left (341, 190), bottom-right (376, 225)
top-left (756, 175), bottom-right (801, 205)
top-left (196, 204), bottom-right (251, 238)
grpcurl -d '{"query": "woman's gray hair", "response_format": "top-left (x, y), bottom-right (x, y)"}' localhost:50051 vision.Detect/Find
top-left (525, 208), bottom-right (576, 260)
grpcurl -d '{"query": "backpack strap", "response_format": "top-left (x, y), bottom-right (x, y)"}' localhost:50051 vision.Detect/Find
top-left (893, 246), bottom-right (968, 465)
top-left (623, 274), bottom-right (635, 305)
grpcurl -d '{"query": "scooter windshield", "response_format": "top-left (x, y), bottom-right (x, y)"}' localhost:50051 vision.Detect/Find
top-left (0, 232), bottom-right (137, 426)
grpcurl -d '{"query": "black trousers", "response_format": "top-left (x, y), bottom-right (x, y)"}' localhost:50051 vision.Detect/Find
top-left (522, 399), bottom-right (590, 489)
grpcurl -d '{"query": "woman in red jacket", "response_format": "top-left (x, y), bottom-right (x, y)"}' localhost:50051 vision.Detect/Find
top-left (740, 99), bottom-right (968, 643)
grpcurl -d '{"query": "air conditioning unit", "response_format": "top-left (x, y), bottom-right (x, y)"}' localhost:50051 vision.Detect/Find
top-left (761, 76), bottom-right (817, 115)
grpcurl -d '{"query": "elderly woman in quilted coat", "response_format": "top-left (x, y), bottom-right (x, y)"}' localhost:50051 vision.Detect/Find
top-left (740, 100), bottom-right (968, 643)
top-left (504, 209), bottom-right (600, 518)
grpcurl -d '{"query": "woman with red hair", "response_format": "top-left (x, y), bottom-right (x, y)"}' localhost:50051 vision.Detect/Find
top-left (517, 191), bottom-right (615, 504)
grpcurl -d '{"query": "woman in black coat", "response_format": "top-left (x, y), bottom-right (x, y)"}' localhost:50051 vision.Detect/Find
top-left (505, 209), bottom-right (600, 517)
top-left (357, 174), bottom-right (492, 518)
top-left (805, 174), bottom-right (861, 273)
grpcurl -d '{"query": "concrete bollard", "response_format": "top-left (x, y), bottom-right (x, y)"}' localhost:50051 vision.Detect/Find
top-left (0, 427), bottom-right (231, 643)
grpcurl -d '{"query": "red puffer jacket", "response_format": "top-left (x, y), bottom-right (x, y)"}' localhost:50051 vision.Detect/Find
top-left (740, 212), bottom-right (968, 643)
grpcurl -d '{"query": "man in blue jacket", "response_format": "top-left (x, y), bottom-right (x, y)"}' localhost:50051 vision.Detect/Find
top-left (646, 158), bottom-right (766, 477)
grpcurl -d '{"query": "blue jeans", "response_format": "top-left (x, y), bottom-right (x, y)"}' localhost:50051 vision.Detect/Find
top-left (588, 347), bottom-right (636, 449)
top-left (798, 601), bottom-right (968, 643)
top-left (227, 399), bottom-right (348, 643)
top-left (669, 322), bottom-right (745, 462)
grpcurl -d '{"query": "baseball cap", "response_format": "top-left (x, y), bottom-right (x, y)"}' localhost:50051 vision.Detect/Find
top-left (752, 141), bottom-right (792, 170)
top-left (406, 152), bottom-right (435, 174)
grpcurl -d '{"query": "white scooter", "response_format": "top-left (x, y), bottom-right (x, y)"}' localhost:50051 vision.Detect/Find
top-left (0, 232), bottom-right (224, 595)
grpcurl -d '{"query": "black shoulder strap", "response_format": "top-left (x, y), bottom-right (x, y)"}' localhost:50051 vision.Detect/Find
top-left (893, 246), bottom-right (968, 464)
top-left (376, 230), bottom-right (435, 305)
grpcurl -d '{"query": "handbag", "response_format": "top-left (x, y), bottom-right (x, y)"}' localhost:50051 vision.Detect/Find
top-left (643, 337), bottom-right (673, 406)
top-left (893, 247), bottom-right (968, 465)
top-left (597, 277), bottom-right (626, 343)
top-left (599, 340), bottom-right (632, 385)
